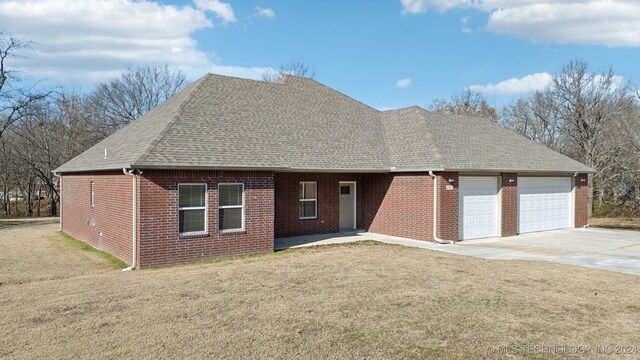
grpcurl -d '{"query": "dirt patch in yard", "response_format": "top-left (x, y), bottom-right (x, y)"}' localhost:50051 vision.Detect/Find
top-left (1, 223), bottom-right (639, 359)
top-left (589, 217), bottom-right (640, 231)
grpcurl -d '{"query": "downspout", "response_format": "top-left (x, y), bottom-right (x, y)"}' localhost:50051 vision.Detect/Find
top-left (53, 172), bottom-right (62, 232)
top-left (428, 171), bottom-right (455, 244)
top-left (122, 168), bottom-right (138, 271)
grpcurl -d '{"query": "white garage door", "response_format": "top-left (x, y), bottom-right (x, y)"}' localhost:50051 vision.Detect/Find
top-left (518, 177), bottom-right (572, 234)
top-left (459, 177), bottom-right (499, 240)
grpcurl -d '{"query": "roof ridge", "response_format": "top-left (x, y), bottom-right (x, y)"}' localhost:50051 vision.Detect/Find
top-left (415, 108), bottom-right (445, 168)
top-left (131, 74), bottom-right (211, 166)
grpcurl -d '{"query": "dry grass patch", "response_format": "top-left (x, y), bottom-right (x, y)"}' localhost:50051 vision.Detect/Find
top-left (0, 220), bottom-right (124, 286)
top-left (589, 217), bottom-right (640, 231)
top-left (1, 223), bottom-right (639, 359)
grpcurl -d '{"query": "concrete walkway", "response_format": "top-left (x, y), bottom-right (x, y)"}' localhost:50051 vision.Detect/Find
top-left (275, 228), bottom-right (640, 276)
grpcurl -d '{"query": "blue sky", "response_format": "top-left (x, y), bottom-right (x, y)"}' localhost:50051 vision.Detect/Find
top-left (1, 0), bottom-right (639, 110)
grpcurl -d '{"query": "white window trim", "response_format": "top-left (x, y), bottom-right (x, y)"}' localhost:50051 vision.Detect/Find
top-left (178, 183), bottom-right (208, 235)
top-left (218, 183), bottom-right (245, 232)
top-left (90, 181), bottom-right (95, 208)
top-left (299, 181), bottom-right (318, 220)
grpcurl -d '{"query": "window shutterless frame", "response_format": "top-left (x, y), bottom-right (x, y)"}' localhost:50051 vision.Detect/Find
top-left (90, 181), bottom-right (95, 207)
top-left (299, 181), bottom-right (317, 219)
top-left (218, 183), bottom-right (244, 232)
top-left (177, 183), bottom-right (208, 235)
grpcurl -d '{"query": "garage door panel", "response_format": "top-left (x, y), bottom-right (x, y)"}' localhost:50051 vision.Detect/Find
top-left (459, 177), bottom-right (499, 240)
top-left (518, 177), bottom-right (571, 234)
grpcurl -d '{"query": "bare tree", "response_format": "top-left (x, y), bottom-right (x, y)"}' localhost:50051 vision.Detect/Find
top-left (0, 33), bottom-right (51, 216)
top-left (88, 64), bottom-right (187, 130)
top-left (429, 89), bottom-right (498, 122)
top-left (0, 33), bottom-right (51, 139)
top-left (501, 60), bottom-right (638, 216)
top-left (262, 61), bottom-right (317, 82)
top-left (501, 91), bottom-right (563, 150)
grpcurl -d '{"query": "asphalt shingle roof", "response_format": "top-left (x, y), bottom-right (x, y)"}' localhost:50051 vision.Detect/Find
top-left (55, 74), bottom-right (594, 174)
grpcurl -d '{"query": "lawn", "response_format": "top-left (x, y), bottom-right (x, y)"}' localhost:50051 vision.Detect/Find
top-left (1, 221), bottom-right (639, 359)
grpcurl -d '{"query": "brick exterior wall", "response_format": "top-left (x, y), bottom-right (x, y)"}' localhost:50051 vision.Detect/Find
top-left (361, 173), bottom-right (434, 241)
top-left (61, 172), bottom-right (134, 264)
top-left (436, 172), bottom-right (458, 241)
top-left (500, 173), bottom-right (518, 237)
top-left (574, 173), bottom-right (589, 228)
top-left (137, 170), bottom-right (275, 268)
top-left (274, 173), bottom-right (362, 238)
top-left (60, 169), bottom-right (593, 267)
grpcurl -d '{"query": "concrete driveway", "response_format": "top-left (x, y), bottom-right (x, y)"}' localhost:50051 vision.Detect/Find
top-left (435, 228), bottom-right (640, 276)
top-left (276, 228), bottom-right (640, 276)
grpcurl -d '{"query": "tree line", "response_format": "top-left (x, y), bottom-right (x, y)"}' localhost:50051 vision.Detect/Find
top-left (1, 32), bottom-right (638, 218)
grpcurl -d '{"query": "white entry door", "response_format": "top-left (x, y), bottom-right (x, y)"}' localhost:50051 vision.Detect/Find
top-left (459, 177), bottom-right (499, 240)
top-left (518, 177), bottom-right (571, 233)
top-left (339, 182), bottom-right (356, 229)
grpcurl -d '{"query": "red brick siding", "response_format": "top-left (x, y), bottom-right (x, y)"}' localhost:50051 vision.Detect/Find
top-left (138, 170), bottom-right (274, 268)
top-left (574, 173), bottom-right (589, 228)
top-left (274, 173), bottom-right (361, 238)
top-left (61, 172), bottom-right (133, 264)
top-left (437, 172), bottom-right (458, 241)
top-left (361, 173), bottom-right (434, 241)
top-left (500, 173), bottom-right (518, 237)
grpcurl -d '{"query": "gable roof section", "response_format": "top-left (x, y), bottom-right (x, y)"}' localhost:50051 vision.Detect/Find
top-left (55, 74), bottom-right (594, 174)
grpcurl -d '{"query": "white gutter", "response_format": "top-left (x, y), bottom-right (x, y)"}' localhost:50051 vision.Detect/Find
top-left (122, 168), bottom-right (138, 271)
top-left (428, 171), bottom-right (455, 244)
top-left (53, 172), bottom-right (62, 232)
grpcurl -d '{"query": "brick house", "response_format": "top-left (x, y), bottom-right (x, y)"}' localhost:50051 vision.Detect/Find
top-left (54, 74), bottom-right (594, 269)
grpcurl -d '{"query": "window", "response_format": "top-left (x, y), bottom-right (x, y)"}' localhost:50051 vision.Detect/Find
top-left (340, 185), bottom-right (350, 195)
top-left (299, 181), bottom-right (317, 219)
top-left (90, 181), bottom-right (95, 207)
top-left (178, 184), bottom-right (207, 234)
top-left (218, 184), bottom-right (244, 231)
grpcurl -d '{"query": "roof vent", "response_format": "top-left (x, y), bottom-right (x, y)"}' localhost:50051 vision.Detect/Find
top-left (104, 148), bottom-right (108, 160)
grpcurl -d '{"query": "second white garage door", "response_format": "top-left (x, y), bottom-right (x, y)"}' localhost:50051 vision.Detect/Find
top-left (518, 177), bottom-right (572, 234)
top-left (459, 177), bottom-right (499, 240)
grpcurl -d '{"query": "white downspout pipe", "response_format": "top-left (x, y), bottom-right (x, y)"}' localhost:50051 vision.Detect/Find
top-left (429, 171), bottom-right (455, 244)
top-left (53, 172), bottom-right (62, 232)
top-left (122, 168), bottom-right (137, 271)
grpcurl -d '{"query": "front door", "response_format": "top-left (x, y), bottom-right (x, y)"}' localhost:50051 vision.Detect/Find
top-left (339, 182), bottom-right (356, 229)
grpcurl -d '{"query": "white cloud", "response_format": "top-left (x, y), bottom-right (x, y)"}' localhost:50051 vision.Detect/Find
top-left (253, 7), bottom-right (276, 19)
top-left (468, 72), bottom-right (626, 95)
top-left (0, 0), bottom-right (272, 87)
top-left (400, 0), bottom-right (640, 47)
top-left (394, 78), bottom-right (412, 88)
top-left (194, 0), bottom-right (236, 24)
top-left (468, 73), bottom-right (552, 95)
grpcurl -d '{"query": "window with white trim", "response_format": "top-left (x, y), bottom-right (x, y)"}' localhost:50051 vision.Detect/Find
top-left (218, 183), bottom-right (244, 231)
top-left (299, 181), bottom-right (317, 219)
top-left (178, 184), bottom-right (207, 234)
top-left (90, 181), bottom-right (95, 207)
